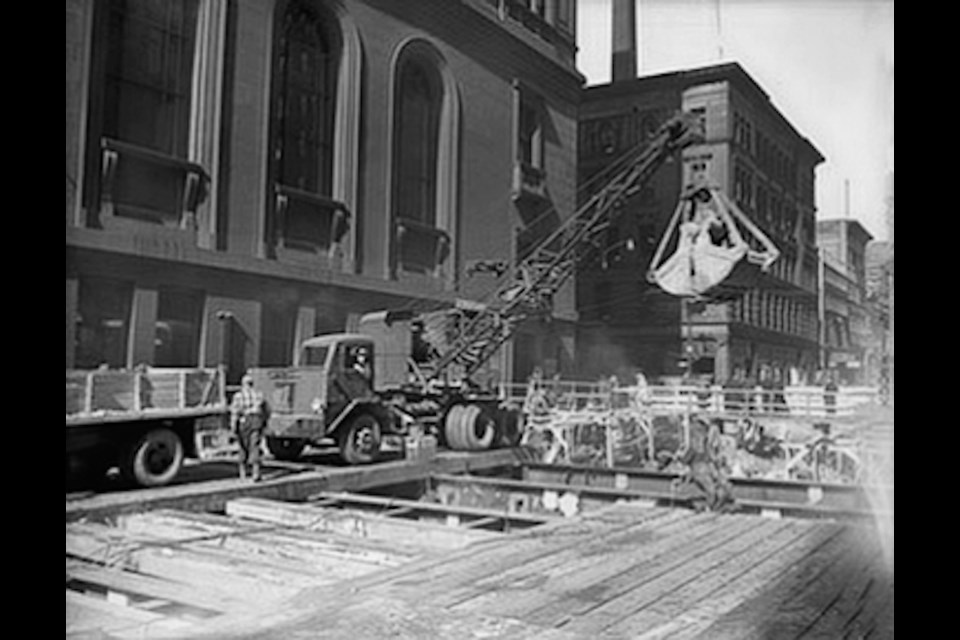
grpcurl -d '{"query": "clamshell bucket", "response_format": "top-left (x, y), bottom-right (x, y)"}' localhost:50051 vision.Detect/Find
top-left (648, 184), bottom-right (779, 301)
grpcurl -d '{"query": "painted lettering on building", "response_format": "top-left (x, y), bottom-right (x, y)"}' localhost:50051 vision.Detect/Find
top-left (580, 109), bottom-right (669, 160)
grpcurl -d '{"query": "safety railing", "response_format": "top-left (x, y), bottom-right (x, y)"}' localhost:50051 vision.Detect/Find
top-left (500, 380), bottom-right (879, 420)
top-left (502, 378), bottom-right (886, 483)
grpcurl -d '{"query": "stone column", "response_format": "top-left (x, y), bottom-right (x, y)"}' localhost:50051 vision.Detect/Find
top-left (128, 288), bottom-right (159, 368)
top-left (611, 0), bottom-right (637, 82)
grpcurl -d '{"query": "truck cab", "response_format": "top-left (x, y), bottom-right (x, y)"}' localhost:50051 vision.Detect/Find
top-left (248, 333), bottom-right (400, 464)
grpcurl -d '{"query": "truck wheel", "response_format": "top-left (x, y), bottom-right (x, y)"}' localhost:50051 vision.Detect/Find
top-left (461, 404), bottom-right (496, 450)
top-left (444, 405), bottom-right (466, 450)
top-left (121, 428), bottom-right (184, 487)
top-left (266, 437), bottom-right (306, 461)
top-left (338, 413), bottom-right (381, 465)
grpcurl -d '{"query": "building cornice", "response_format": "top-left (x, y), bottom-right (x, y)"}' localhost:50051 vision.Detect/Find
top-left (583, 61), bottom-right (824, 163)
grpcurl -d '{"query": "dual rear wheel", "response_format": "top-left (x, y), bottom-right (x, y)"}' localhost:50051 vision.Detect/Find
top-left (444, 404), bottom-right (497, 451)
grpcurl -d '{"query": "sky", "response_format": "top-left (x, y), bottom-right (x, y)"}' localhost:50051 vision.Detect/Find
top-left (576, 0), bottom-right (895, 242)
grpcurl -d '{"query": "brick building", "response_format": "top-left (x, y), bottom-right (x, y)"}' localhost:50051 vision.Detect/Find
top-left (816, 218), bottom-right (873, 384)
top-left (577, 61), bottom-right (824, 384)
top-left (66, 0), bottom-right (582, 382)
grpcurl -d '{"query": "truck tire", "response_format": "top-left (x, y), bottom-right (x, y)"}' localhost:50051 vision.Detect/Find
top-left (338, 413), bottom-right (382, 465)
top-left (266, 437), bottom-right (306, 461)
top-left (461, 404), bottom-right (496, 450)
top-left (444, 405), bottom-right (466, 450)
top-left (121, 428), bottom-right (184, 487)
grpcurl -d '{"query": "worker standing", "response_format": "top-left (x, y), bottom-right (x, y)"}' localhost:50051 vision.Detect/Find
top-left (230, 373), bottom-right (269, 482)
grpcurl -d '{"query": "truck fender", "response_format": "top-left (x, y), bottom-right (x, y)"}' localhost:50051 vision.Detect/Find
top-left (327, 400), bottom-right (394, 436)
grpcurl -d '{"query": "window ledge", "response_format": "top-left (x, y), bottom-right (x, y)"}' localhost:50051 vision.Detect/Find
top-left (273, 184), bottom-right (351, 261)
top-left (393, 218), bottom-right (451, 280)
top-left (99, 138), bottom-right (209, 230)
top-left (511, 161), bottom-right (548, 202)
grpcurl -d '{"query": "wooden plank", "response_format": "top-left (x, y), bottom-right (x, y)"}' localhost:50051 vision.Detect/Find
top-left (778, 526), bottom-right (890, 639)
top-left (84, 371), bottom-right (93, 414)
top-left (118, 510), bottom-right (409, 579)
top-left (312, 490), bottom-right (553, 525)
top-left (463, 516), bottom-right (500, 529)
top-left (225, 497), bottom-right (501, 552)
top-left (119, 509), bottom-right (417, 567)
top-left (652, 522), bottom-right (846, 639)
top-left (728, 525), bottom-right (880, 640)
top-left (685, 523), bottom-right (865, 640)
top-left (283, 503), bottom-right (677, 612)
top-left (436, 509), bottom-right (716, 611)
top-left (179, 370), bottom-right (187, 409)
top-left (856, 585), bottom-right (894, 640)
top-left (66, 590), bottom-right (194, 637)
top-left (604, 519), bottom-right (823, 637)
top-left (66, 522), bottom-right (328, 603)
top-left (67, 561), bottom-right (244, 615)
top-left (831, 570), bottom-right (894, 640)
top-left (385, 506), bottom-right (689, 605)
top-left (510, 514), bottom-right (784, 632)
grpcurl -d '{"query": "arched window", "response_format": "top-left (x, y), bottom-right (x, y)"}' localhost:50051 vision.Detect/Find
top-left (274, 0), bottom-right (338, 194)
top-left (268, 0), bottom-right (349, 257)
top-left (85, 0), bottom-right (212, 229)
top-left (390, 45), bottom-right (456, 279)
top-left (393, 58), bottom-right (441, 227)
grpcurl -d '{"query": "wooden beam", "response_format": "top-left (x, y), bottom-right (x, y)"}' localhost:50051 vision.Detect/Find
top-left (67, 560), bottom-right (245, 615)
top-left (117, 510), bottom-right (413, 574)
top-left (66, 522), bottom-right (325, 603)
top-left (311, 491), bottom-right (551, 526)
top-left (463, 516), bottom-right (499, 529)
top-left (225, 497), bottom-right (500, 552)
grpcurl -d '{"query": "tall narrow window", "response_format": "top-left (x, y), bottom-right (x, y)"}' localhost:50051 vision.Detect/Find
top-left (394, 60), bottom-right (441, 227)
top-left (512, 85), bottom-right (547, 204)
top-left (275, 1), bottom-right (337, 195)
top-left (90, 0), bottom-right (209, 227)
top-left (76, 277), bottom-right (134, 369)
top-left (269, 0), bottom-right (349, 256)
top-left (391, 49), bottom-right (450, 277)
top-left (519, 92), bottom-right (543, 170)
top-left (104, 0), bottom-right (199, 157)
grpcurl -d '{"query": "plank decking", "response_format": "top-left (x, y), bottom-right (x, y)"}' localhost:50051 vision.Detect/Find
top-left (67, 499), bottom-right (893, 639)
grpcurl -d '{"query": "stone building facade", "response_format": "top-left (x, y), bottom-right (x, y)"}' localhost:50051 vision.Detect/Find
top-left (66, 0), bottom-right (582, 382)
top-left (577, 62), bottom-right (823, 384)
top-left (816, 218), bottom-right (873, 384)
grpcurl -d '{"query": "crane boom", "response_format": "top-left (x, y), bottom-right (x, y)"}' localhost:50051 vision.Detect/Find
top-left (429, 111), bottom-right (705, 382)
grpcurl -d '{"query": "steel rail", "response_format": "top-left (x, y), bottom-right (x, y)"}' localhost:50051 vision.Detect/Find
top-left (305, 490), bottom-right (553, 529)
top-left (430, 465), bottom-right (892, 521)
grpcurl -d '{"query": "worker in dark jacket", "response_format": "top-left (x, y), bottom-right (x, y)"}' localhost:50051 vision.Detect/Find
top-left (230, 373), bottom-right (269, 482)
top-left (677, 417), bottom-right (735, 512)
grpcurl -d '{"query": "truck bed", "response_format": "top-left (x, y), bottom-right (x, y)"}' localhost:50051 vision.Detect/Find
top-left (66, 367), bottom-right (226, 426)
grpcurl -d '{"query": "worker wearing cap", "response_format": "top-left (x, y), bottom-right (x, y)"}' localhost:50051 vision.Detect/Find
top-left (230, 373), bottom-right (268, 482)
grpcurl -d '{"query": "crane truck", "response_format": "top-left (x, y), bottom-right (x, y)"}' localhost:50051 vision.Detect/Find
top-left (248, 112), bottom-right (705, 464)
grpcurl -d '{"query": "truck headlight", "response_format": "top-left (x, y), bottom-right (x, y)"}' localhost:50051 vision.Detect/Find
top-left (311, 397), bottom-right (323, 413)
